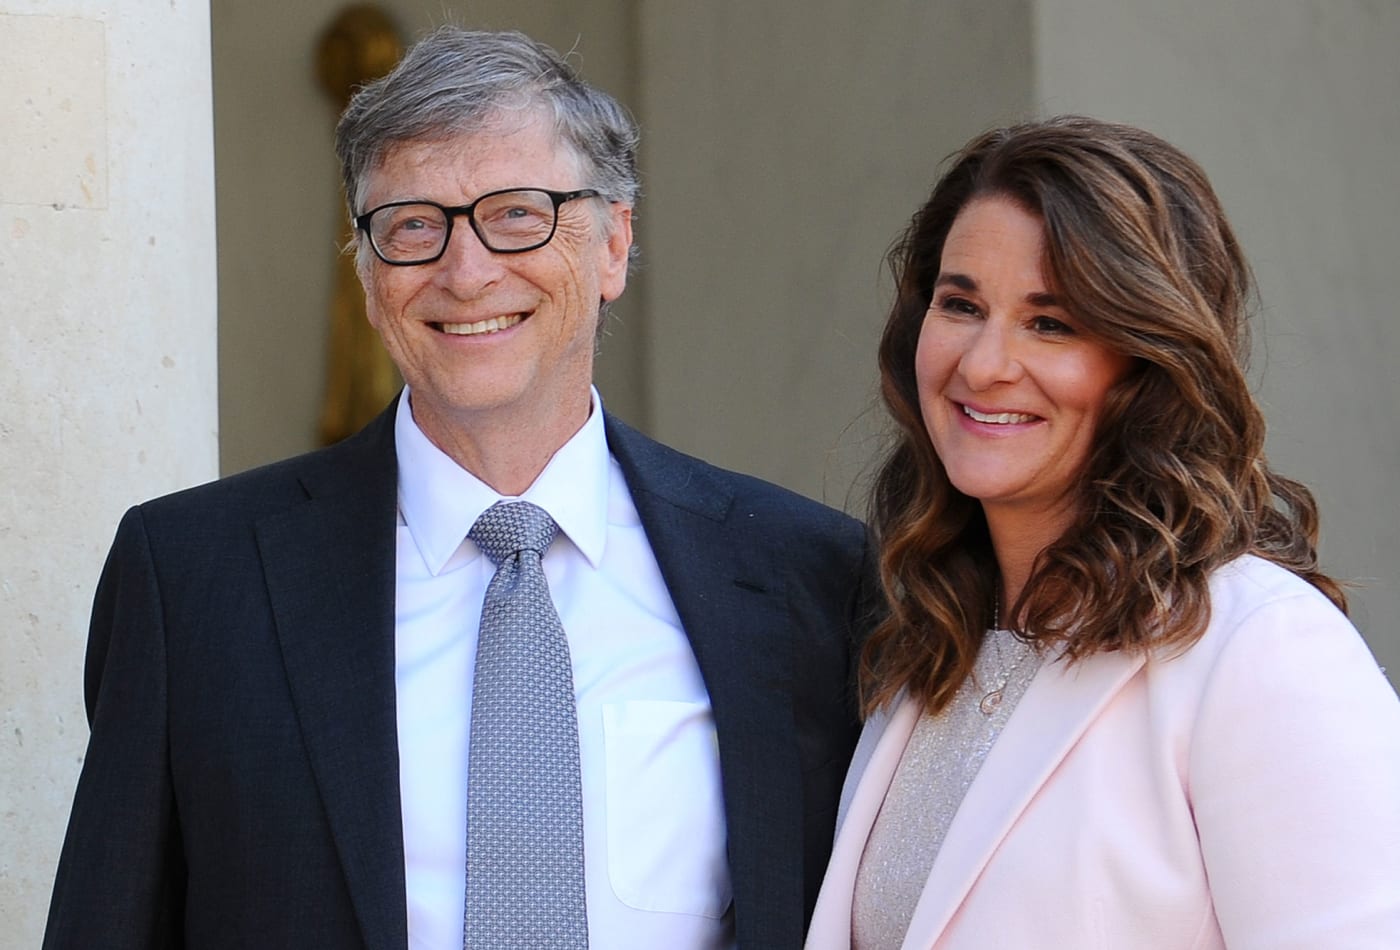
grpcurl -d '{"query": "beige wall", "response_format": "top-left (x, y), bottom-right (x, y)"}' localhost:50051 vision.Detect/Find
top-left (217, 1), bottom-right (1399, 680)
top-left (213, 0), bottom-right (640, 476)
top-left (638, 0), bottom-right (1399, 684)
top-left (0, 0), bottom-right (218, 941)
top-left (636, 0), bottom-right (1033, 509)
top-left (1032, 0), bottom-right (1400, 692)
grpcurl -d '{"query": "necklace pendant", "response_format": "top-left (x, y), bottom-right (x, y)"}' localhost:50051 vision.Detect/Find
top-left (979, 689), bottom-right (1004, 715)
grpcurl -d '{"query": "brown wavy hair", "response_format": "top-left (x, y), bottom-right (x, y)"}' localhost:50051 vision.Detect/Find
top-left (862, 115), bottom-right (1346, 717)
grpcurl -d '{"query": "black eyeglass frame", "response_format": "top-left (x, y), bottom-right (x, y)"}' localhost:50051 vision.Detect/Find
top-left (353, 187), bottom-right (603, 266)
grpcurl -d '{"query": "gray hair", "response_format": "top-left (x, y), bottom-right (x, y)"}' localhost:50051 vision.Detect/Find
top-left (335, 27), bottom-right (640, 217)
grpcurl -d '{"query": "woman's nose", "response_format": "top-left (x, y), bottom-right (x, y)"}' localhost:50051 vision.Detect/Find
top-left (958, 320), bottom-right (1022, 390)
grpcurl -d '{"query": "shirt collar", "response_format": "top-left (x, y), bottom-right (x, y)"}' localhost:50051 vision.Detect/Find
top-left (394, 386), bottom-right (611, 575)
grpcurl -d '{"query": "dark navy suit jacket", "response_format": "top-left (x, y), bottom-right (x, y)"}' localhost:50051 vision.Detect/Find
top-left (44, 399), bottom-right (876, 949)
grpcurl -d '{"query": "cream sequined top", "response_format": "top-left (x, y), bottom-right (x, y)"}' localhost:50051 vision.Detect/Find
top-left (850, 628), bottom-right (1043, 950)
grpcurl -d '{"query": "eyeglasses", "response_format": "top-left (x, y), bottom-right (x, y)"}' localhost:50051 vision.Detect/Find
top-left (354, 187), bottom-right (602, 265)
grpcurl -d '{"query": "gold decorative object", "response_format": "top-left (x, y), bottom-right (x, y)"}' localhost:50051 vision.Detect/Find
top-left (314, 5), bottom-right (404, 445)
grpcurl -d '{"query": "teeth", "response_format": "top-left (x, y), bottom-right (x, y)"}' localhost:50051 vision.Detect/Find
top-left (963, 405), bottom-right (1036, 425)
top-left (440, 314), bottom-right (524, 335)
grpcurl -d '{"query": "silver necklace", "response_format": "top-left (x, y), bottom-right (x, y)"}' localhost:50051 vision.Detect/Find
top-left (978, 587), bottom-right (1037, 716)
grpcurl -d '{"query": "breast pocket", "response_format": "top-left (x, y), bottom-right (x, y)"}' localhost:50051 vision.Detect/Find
top-left (602, 700), bottom-right (733, 918)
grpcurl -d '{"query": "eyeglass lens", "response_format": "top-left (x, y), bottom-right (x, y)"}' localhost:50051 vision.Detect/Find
top-left (369, 190), bottom-right (560, 261)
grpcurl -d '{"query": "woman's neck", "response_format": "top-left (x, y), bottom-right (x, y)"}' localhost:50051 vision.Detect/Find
top-left (985, 501), bottom-right (1076, 621)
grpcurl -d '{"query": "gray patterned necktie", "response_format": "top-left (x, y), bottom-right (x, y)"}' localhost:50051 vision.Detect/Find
top-left (464, 501), bottom-right (588, 949)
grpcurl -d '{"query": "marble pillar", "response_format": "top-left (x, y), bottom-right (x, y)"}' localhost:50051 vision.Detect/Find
top-left (0, 1), bottom-right (217, 941)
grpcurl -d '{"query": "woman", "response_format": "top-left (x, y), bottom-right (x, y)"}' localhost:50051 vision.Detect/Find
top-left (807, 116), bottom-right (1400, 949)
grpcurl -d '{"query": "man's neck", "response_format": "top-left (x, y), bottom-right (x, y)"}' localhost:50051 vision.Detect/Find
top-left (408, 391), bottom-right (594, 496)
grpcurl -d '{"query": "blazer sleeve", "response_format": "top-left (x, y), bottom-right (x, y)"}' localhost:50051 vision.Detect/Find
top-left (44, 506), bottom-right (185, 949)
top-left (1189, 587), bottom-right (1400, 948)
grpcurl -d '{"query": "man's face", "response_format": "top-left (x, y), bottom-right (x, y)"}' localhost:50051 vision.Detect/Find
top-left (356, 116), bottom-right (632, 452)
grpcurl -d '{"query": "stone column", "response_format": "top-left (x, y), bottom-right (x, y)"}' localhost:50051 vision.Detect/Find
top-left (0, 1), bottom-right (217, 941)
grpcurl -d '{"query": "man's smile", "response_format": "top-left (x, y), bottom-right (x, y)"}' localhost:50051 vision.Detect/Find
top-left (435, 313), bottom-right (526, 335)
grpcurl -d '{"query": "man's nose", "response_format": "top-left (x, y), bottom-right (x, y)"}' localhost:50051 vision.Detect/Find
top-left (434, 218), bottom-right (508, 293)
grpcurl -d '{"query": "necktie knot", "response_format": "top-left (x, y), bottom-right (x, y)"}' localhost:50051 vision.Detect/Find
top-left (469, 501), bottom-right (559, 567)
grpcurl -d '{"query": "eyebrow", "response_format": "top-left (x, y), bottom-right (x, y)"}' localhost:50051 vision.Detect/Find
top-left (933, 272), bottom-right (1063, 309)
top-left (933, 273), bottom-right (976, 293)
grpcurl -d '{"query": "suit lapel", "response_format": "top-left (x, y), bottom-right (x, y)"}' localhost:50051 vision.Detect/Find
top-left (605, 415), bottom-right (807, 945)
top-left (256, 404), bottom-right (408, 950)
top-left (901, 648), bottom-right (1146, 947)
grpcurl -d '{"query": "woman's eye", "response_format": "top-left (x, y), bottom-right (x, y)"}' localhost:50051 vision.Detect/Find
top-left (936, 295), bottom-right (980, 317)
top-left (1030, 315), bottom-right (1072, 334)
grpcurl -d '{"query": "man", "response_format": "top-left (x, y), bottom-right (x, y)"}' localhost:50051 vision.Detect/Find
top-left (44, 27), bottom-right (873, 950)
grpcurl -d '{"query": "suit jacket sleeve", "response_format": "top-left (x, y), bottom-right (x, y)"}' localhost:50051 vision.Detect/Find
top-left (44, 506), bottom-right (185, 949)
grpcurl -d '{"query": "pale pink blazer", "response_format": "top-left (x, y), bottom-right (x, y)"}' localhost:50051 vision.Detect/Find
top-left (806, 556), bottom-right (1400, 950)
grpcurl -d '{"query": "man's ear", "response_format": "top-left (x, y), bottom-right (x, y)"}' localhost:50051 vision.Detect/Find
top-left (598, 204), bottom-right (633, 303)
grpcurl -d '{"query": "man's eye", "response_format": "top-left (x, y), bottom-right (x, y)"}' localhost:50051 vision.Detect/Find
top-left (486, 205), bottom-right (548, 226)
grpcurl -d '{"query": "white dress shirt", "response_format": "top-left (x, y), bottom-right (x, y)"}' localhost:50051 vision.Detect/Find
top-left (393, 388), bottom-right (736, 950)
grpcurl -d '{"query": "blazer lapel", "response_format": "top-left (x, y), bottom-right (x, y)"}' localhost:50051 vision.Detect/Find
top-left (605, 414), bottom-right (808, 945)
top-left (901, 648), bottom-right (1146, 947)
top-left (806, 697), bottom-right (923, 949)
top-left (255, 404), bottom-right (408, 950)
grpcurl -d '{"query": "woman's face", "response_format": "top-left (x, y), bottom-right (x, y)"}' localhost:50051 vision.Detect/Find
top-left (915, 195), bottom-right (1133, 539)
